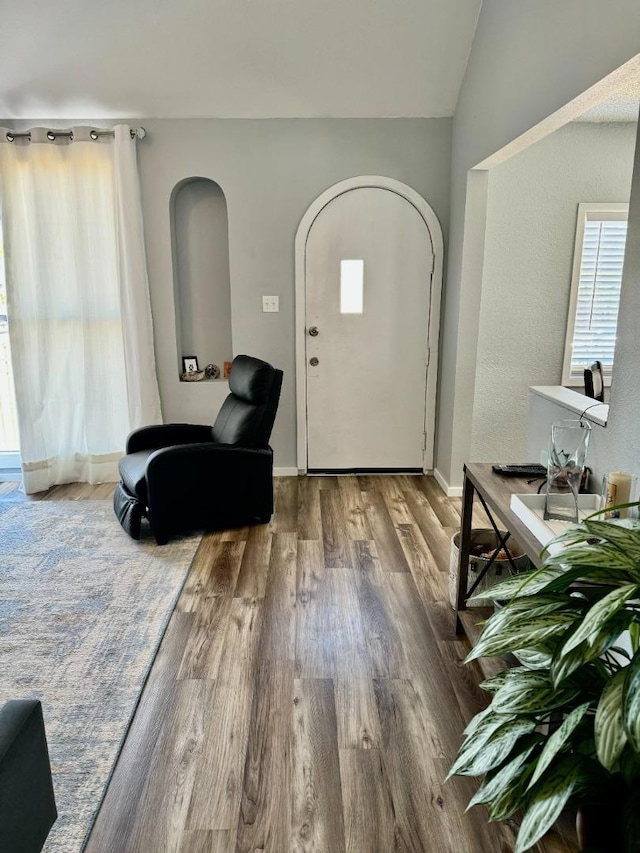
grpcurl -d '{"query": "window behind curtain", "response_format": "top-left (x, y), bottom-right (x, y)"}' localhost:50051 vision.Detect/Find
top-left (562, 203), bottom-right (628, 386)
top-left (0, 215), bottom-right (21, 460)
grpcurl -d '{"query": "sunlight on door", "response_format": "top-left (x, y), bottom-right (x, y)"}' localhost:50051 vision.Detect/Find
top-left (0, 229), bottom-right (20, 456)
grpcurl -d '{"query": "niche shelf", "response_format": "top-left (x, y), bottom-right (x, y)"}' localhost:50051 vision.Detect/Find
top-left (171, 177), bottom-right (232, 380)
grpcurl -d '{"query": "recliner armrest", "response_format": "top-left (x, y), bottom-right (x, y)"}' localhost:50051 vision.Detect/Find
top-left (126, 423), bottom-right (213, 454)
top-left (144, 443), bottom-right (273, 536)
top-left (145, 443), bottom-right (272, 481)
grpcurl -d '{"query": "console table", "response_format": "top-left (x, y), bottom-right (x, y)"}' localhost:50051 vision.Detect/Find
top-left (452, 464), bottom-right (580, 850)
top-left (454, 462), bottom-right (546, 641)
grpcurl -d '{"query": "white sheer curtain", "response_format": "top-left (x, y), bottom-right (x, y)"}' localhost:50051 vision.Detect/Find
top-left (0, 125), bottom-right (161, 493)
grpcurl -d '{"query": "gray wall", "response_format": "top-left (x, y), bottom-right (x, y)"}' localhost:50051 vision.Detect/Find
top-left (472, 122), bottom-right (636, 462)
top-left (529, 119), bottom-right (640, 492)
top-left (136, 118), bottom-right (452, 469)
top-left (438, 0), bottom-right (640, 489)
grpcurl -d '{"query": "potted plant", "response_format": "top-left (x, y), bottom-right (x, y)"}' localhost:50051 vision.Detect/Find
top-left (449, 507), bottom-right (640, 852)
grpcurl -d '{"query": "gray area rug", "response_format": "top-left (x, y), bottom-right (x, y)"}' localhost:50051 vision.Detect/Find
top-left (0, 501), bottom-right (201, 851)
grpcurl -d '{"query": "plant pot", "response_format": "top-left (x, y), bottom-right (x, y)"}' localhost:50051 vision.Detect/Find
top-left (576, 804), bottom-right (623, 851)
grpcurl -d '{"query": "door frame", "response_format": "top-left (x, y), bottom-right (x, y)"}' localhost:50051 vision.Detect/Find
top-left (295, 176), bottom-right (444, 473)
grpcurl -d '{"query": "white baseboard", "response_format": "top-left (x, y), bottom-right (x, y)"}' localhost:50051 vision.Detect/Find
top-left (433, 467), bottom-right (463, 498)
top-left (274, 467), bottom-right (300, 477)
top-left (0, 472), bottom-right (23, 482)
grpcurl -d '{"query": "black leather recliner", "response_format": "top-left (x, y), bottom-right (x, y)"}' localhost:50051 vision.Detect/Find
top-left (113, 354), bottom-right (283, 544)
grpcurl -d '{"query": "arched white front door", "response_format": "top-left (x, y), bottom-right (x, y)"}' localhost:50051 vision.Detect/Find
top-left (296, 178), bottom-right (442, 472)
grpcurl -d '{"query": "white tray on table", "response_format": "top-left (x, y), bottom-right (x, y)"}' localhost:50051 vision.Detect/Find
top-left (510, 493), bottom-right (603, 553)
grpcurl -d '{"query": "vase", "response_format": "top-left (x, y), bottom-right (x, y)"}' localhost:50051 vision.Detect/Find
top-left (544, 419), bottom-right (591, 523)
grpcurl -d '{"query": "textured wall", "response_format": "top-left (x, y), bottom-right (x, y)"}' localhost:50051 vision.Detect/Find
top-left (438, 0), bottom-right (640, 489)
top-left (528, 119), bottom-right (640, 487)
top-left (471, 122), bottom-right (636, 462)
top-left (136, 118), bottom-right (452, 469)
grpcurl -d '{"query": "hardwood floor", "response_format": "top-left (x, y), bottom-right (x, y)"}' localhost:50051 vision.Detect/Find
top-left (1, 476), bottom-right (578, 852)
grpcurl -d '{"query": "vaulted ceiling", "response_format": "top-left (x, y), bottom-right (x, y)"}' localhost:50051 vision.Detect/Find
top-left (1, 0), bottom-right (482, 119)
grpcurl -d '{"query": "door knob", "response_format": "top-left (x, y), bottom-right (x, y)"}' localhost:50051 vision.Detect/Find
top-left (308, 326), bottom-right (319, 337)
top-left (309, 357), bottom-right (319, 366)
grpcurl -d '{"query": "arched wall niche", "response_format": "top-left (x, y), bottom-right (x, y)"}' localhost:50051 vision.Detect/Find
top-left (170, 176), bottom-right (232, 378)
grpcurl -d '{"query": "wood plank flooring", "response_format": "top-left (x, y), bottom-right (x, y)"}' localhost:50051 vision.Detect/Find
top-left (1, 476), bottom-right (578, 852)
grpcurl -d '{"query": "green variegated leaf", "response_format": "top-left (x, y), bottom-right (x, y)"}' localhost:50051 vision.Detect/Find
top-left (586, 501), bottom-right (640, 521)
top-left (622, 651), bottom-right (640, 752)
top-left (583, 519), bottom-right (640, 557)
top-left (487, 593), bottom-right (580, 616)
top-left (545, 544), bottom-right (637, 571)
top-left (479, 604), bottom-right (568, 643)
top-left (515, 757), bottom-right (584, 853)
top-left (550, 639), bottom-right (589, 687)
top-left (461, 707), bottom-right (515, 744)
top-left (475, 598), bottom-right (581, 647)
top-left (493, 684), bottom-right (579, 716)
top-left (469, 567), bottom-right (565, 602)
top-left (528, 702), bottom-right (591, 788)
top-left (513, 646), bottom-right (554, 670)
top-left (595, 668), bottom-right (628, 770)
top-left (468, 613), bottom-right (579, 661)
top-left (450, 717), bottom-right (537, 777)
top-left (629, 621), bottom-right (640, 654)
top-left (480, 671), bottom-right (511, 694)
top-left (561, 584), bottom-right (640, 655)
top-left (541, 527), bottom-right (598, 551)
top-left (475, 605), bottom-right (528, 641)
top-left (467, 738), bottom-right (540, 810)
top-left (480, 667), bottom-right (545, 693)
top-left (541, 562), bottom-right (636, 592)
top-left (489, 670), bottom-right (579, 715)
top-left (551, 612), bottom-right (632, 687)
top-left (451, 711), bottom-right (517, 777)
top-left (461, 704), bottom-right (493, 738)
top-left (461, 704), bottom-right (515, 740)
top-left (487, 775), bottom-right (529, 822)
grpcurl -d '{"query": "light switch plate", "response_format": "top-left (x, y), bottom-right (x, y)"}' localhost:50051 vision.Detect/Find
top-left (262, 295), bottom-right (279, 313)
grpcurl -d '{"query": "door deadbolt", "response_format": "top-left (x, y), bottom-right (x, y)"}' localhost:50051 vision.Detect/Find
top-left (308, 326), bottom-right (319, 337)
top-left (309, 357), bottom-right (319, 366)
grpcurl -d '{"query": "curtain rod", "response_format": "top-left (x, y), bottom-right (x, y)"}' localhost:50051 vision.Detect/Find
top-left (4, 127), bottom-right (146, 143)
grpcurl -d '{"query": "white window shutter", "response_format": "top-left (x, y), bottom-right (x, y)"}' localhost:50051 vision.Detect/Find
top-left (563, 206), bottom-right (628, 385)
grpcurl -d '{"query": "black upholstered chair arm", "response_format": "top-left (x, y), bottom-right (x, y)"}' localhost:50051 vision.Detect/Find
top-left (0, 699), bottom-right (35, 759)
top-left (0, 700), bottom-right (57, 852)
top-left (126, 423), bottom-right (213, 454)
top-left (144, 444), bottom-right (274, 538)
top-left (145, 443), bottom-right (271, 482)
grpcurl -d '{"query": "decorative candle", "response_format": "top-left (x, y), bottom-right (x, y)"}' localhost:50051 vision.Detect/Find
top-left (607, 471), bottom-right (632, 518)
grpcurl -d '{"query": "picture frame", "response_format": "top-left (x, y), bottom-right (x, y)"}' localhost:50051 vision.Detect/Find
top-left (182, 356), bottom-right (199, 374)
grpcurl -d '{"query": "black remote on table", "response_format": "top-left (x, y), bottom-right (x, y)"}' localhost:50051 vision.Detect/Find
top-left (491, 464), bottom-right (547, 477)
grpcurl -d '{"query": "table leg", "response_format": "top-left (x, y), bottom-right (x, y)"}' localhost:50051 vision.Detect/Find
top-left (454, 471), bottom-right (475, 628)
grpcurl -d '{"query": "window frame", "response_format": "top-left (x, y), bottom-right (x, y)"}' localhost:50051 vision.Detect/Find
top-left (562, 202), bottom-right (629, 388)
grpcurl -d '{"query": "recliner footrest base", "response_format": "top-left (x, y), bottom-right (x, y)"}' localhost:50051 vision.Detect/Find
top-left (113, 482), bottom-right (143, 540)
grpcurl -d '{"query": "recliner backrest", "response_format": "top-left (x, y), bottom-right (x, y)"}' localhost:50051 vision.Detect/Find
top-left (211, 354), bottom-right (283, 447)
